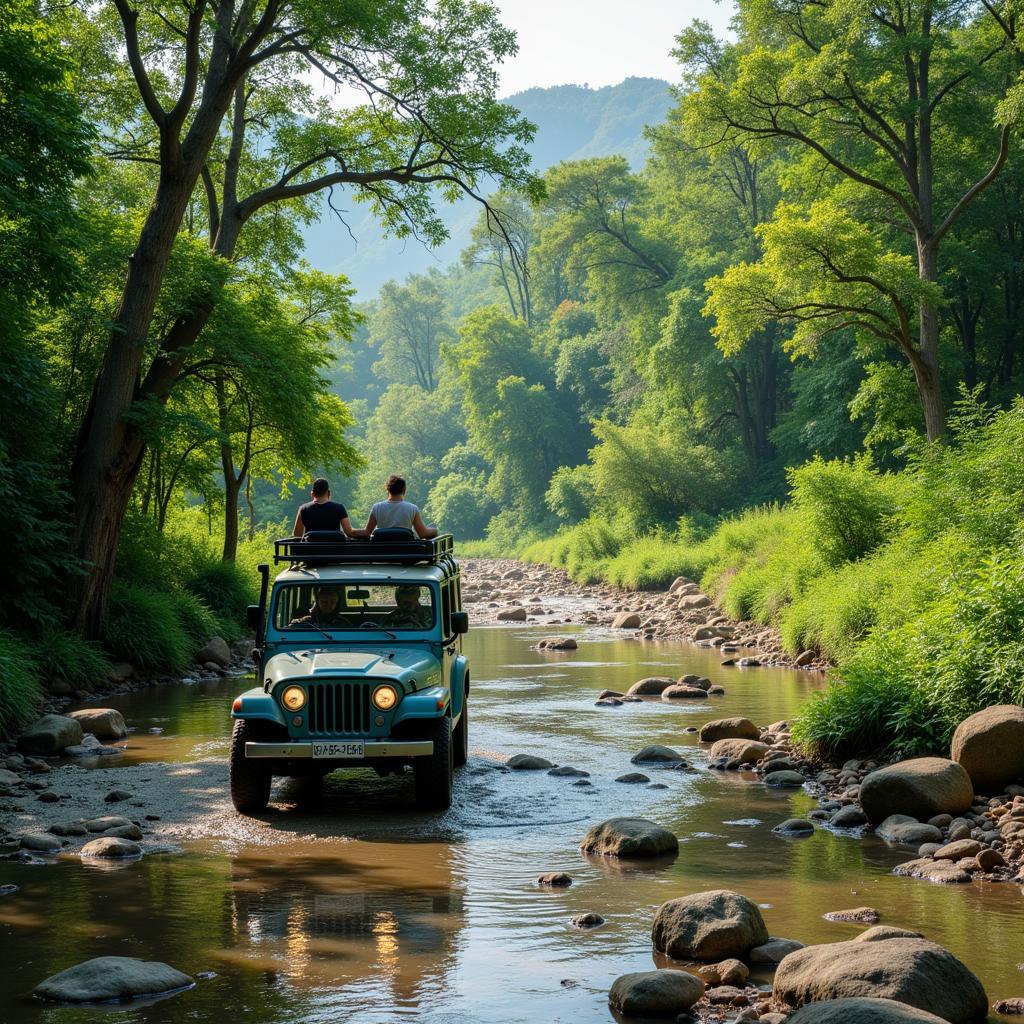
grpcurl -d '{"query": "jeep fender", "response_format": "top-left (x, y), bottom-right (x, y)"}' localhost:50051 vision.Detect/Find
top-left (392, 686), bottom-right (450, 724)
top-left (451, 655), bottom-right (469, 721)
top-left (231, 687), bottom-right (287, 727)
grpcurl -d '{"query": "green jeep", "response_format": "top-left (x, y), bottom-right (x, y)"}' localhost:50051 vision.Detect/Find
top-left (229, 533), bottom-right (469, 814)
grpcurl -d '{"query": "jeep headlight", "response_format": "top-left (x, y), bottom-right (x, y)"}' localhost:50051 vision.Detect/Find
top-left (281, 685), bottom-right (306, 712)
top-left (372, 685), bottom-right (398, 711)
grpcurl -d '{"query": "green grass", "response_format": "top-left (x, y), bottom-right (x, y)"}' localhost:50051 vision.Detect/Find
top-left (102, 581), bottom-right (192, 673)
top-left (0, 631), bottom-right (41, 734)
top-left (39, 629), bottom-right (112, 689)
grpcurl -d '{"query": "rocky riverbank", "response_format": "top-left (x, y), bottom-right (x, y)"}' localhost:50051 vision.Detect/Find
top-left (462, 558), bottom-right (826, 671)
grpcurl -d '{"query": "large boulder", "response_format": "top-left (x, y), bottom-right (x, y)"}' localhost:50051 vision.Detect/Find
top-left (612, 612), bottom-right (642, 628)
top-left (34, 957), bottom-right (193, 1003)
top-left (858, 759), bottom-right (973, 825)
top-left (631, 745), bottom-right (684, 764)
top-left (660, 684), bottom-right (708, 700)
top-left (652, 890), bottom-right (769, 961)
top-left (68, 708), bottom-right (127, 741)
top-left (709, 738), bottom-right (770, 764)
top-left (194, 636), bottom-right (231, 668)
top-left (80, 837), bottom-right (141, 859)
top-left (17, 715), bottom-right (83, 755)
top-left (700, 717), bottom-right (761, 743)
top-left (626, 676), bottom-right (676, 696)
top-left (951, 705), bottom-right (1024, 792)
top-left (496, 607), bottom-right (527, 622)
top-left (787, 998), bottom-right (951, 1023)
top-left (608, 970), bottom-right (704, 1017)
top-left (580, 817), bottom-right (678, 858)
top-left (773, 938), bottom-right (987, 1023)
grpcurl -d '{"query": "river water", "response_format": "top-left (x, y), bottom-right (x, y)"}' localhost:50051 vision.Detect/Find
top-left (2, 622), bottom-right (1023, 1022)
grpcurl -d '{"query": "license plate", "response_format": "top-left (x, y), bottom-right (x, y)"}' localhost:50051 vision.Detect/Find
top-left (312, 742), bottom-right (364, 759)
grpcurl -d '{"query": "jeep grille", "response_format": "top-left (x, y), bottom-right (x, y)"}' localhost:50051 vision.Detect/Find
top-left (308, 681), bottom-right (372, 735)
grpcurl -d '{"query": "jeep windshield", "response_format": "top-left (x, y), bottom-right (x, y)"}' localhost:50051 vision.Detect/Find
top-left (273, 583), bottom-right (435, 632)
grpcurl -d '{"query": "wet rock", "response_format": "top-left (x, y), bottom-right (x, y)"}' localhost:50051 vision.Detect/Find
top-left (699, 718), bottom-right (761, 743)
top-left (859, 758), bottom-right (973, 825)
top-left (547, 766), bottom-right (589, 777)
top-left (855, 927), bottom-right (924, 942)
top-left (0, 884), bottom-right (17, 896)
top-left (707, 685), bottom-right (727, 695)
top-left (103, 824), bottom-right (144, 841)
top-left (37, 790), bottom-right (59, 803)
top-left (570, 779), bottom-right (591, 787)
top-left (626, 676), bottom-right (676, 696)
top-left (67, 708), bottom-right (127, 741)
top-left (506, 754), bottom-right (553, 770)
top-left (34, 957), bottom-right (193, 1003)
top-left (20, 832), bottom-right (61, 853)
top-left (616, 772), bottom-right (650, 784)
top-left (0, 768), bottom-right (21, 786)
top-left (597, 689), bottom-right (624, 700)
top-left (194, 636), bottom-right (231, 668)
top-left (773, 819), bottom-right (814, 836)
top-left (994, 999), bottom-right (1024, 1015)
top-left (80, 837), bottom-right (141, 859)
top-left (950, 705), bottom-right (1024, 793)
top-left (698, 959), bottom-right (749, 986)
top-left (536, 636), bottom-right (577, 650)
top-left (571, 911), bottom-right (604, 929)
top-left (764, 771), bottom-right (806, 788)
top-left (932, 839), bottom-right (981, 861)
top-left (737, 657), bottom-right (761, 667)
top-left (795, 650), bottom-right (816, 667)
top-left (652, 889), bottom-right (769, 961)
top-left (706, 983), bottom-right (747, 1004)
top-left (647, 782), bottom-right (668, 789)
top-left (496, 607), bottom-right (527, 622)
top-left (750, 937), bottom-right (806, 964)
top-left (787, 998), bottom-right (950, 1023)
top-left (976, 847), bottom-right (1006, 870)
top-left (104, 789), bottom-right (132, 803)
top-left (631, 745), bottom-right (684, 765)
top-left (830, 805), bottom-right (868, 828)
top-left (708, 739), bottom-right (769, 765)
top-left (877, 817), bottom-right (943, 845)
top-left (824, 907), bottom-right (880, 924)
top-left (84, 816), bottom-right (132, 832)
top-left (65, 742), bottom-right (122, 757)
top-left (773, 937), bottom-right (987, 1023)
top-left (661, 684), bottom-right (709, 700)
top-left (917, 843), bottom-right (941, 858)
top-left (17, 715), bottom-right (83, 755)
top-left (537, 872), bottom-right (572, 887)
top-left (611, 612), bottom-right (642, 628)
top-left (892, 858), bottom-right (972, 884)
top-left (49, 821), bottom-right (88, 837)
top-left (580, 817), bottom-right (678, 858)
top-left (595, 698), bottom-right (623, 707)
top-left (608, 969), bottom-right (704, 1016)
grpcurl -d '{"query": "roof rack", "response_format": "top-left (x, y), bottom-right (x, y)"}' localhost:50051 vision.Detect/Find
top-left (274, 533), bottom-right (456, 568)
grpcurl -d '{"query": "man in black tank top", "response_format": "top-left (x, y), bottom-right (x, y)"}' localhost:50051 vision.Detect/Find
top-left (292, 478), bottom-right (364, 538)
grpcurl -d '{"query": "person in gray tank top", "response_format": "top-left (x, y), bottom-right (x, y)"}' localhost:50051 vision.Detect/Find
top-left (362, 475), bottom-right (439, 538)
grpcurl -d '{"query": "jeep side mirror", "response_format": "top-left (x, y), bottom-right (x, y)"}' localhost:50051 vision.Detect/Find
top-left (247, 604), bottom-right (260, 631)
top-left (451, 611), bottom-right (469, 635)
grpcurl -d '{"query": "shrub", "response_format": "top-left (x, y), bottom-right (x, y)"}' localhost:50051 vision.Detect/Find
top-left (102, 582), bottom-right (191, 673)
top-left (39, 629), bottom-right (111, 689)
top-left (0, 631), bottom-right (41, 735)
top-left (169, 591), bottom-right (223, 648)
top-left (184, 560), bottom-right (251, 630)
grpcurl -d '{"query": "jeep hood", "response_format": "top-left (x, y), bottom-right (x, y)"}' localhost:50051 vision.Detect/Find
top-left (264, 648), bottom-right (441, 689)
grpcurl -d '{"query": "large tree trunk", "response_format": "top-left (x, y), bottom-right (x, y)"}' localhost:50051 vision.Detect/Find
top-left (916, 241), bottom-right (947, 441)
top-left (67, 179), bottom-right (195, 636)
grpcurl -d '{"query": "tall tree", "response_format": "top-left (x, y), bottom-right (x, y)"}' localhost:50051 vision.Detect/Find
top-left (64, 0), bottom-right (540, 636)
top-left (683, 4), bottom-right (1019, 440)
top-left (369, 273), bottom-right (451, 390)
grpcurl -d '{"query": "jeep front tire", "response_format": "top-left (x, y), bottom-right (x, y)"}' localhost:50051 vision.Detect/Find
top-left (229, 719), bottom-right (273, 814)
top-left (453, 697), bottom-right (468, 768)
top-left (414, 716), bottom-right (453, 810)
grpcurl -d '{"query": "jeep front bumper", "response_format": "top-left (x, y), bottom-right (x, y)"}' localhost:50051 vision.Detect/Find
top-left (244, 740), bottom-right (433, 759)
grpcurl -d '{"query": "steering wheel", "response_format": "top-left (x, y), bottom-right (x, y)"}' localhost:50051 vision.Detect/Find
top-left (360, 620), bottom-right (383, 629)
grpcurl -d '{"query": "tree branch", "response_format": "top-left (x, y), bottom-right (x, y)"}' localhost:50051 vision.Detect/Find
top-left (933, 124), bottom-right (1012, 244)
top-left (111, 0), bottom-right (166, 129)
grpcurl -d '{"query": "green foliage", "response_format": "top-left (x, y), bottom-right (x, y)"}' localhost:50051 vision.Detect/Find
top-left (102, 582), bottom-right (191, 674)
top-left (182, 561), bottom-right (251, 636)
top-left (168, 591), bottom-right (225, 649)
top-left (544, 465), bottom-right (595, 523)
top-left (426, 472), bottom-right (493, 541)
top-left (39, 629), bottom-right (111, 690)
top-left (0, 631), bottom-right (41, 734)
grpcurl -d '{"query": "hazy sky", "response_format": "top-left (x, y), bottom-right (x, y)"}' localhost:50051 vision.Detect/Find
top-left (493, 0), bottom-right (733, 96)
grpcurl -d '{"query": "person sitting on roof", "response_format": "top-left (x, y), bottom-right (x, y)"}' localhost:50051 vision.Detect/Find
top-left (386, 585), bottom-right (433, 629)
top-left (289, 587), bottom-right (345, 628)
top-left (361, 475), bottom-right (438, 539)
top-left (293, 478), bottom-right (364, 538)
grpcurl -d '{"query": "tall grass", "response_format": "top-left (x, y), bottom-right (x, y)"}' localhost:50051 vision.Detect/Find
top-left (39, 629), bottom-right (112, 690)
top-left (0, 631), bottom-right (41, 733)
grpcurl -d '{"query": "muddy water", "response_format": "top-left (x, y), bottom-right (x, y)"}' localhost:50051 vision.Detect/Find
top-left (2, 623), bottom-right (1024, 1022)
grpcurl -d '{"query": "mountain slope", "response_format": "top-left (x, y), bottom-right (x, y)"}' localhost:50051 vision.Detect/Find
top-left (300, 77), bottom-right (673, 298)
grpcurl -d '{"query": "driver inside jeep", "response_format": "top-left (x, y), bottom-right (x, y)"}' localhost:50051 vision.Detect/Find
top-left (387, 585), bottom-right (433, 629)
top-left (289, 587), bottom-right (344, 628)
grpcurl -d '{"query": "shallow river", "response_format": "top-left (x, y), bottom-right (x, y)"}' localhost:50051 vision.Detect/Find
top-left (3, 622), bottom-right (1024, 1022)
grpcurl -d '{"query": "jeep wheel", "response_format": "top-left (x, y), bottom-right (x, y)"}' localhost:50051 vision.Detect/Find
top-left (413, 717), bottom-right (453, 810)
top-left (453, 697), bottom-right (468, 768)
top-left (230, 719), bottom-right (273, 814)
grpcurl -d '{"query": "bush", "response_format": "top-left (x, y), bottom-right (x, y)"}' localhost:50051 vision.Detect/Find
top-left (183, 560), bottom-right (251, 631)
top-left (169, 591), bottom-right (223, 648)
top-left (39, 629), bottom-right (111, 689)
top-left (0, 631), bottom-right (41, 734)
top-left (102, 582), bottom-right (191, 673)
top-left (426, 472), bottom-right (494, 540)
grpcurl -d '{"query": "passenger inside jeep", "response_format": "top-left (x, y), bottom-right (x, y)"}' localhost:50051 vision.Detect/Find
top-left (277, 583), bottom-right (435, 631)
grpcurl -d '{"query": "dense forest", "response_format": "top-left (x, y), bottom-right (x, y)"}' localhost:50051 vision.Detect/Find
top-left (4, 0), bottom-right (1024, 758)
